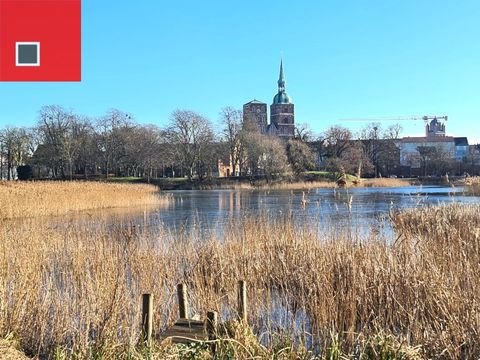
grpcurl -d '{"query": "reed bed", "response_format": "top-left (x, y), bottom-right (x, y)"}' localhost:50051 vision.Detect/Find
top-left (254, 180), bottom-right (336, 190)
top-left (197, 180), bottom-right (336, 190)
top-left (0, 181), bottom-right (167, 219)
top-left (464, 176), bottom-right (480, 195)
top-left (357, 177), bottom-right (411, 187)
top-left (256, 178), bottom-right (411, 189)
top-left (0, 204), bottom-right (479, 358)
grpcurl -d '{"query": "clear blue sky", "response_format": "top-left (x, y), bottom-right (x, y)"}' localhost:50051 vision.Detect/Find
top-left (0, 0), bottom-right (479, 142)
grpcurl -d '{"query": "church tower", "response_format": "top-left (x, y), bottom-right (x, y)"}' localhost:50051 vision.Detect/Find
top-left (243, 99), bottom-right (268, 133)
top-left (270, 59), bottom-right (295, 139)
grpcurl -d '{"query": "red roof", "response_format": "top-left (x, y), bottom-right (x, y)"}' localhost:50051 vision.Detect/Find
top-left (401, 136), bottom-right (454, 143)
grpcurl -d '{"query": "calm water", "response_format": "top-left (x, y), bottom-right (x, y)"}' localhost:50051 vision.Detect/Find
top-left (135, 185), bottom-right (479, 238)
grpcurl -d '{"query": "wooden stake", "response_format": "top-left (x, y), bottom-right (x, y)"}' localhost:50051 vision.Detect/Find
top-left (206, 310), bottom-right (218, 354)
top-left (238, 280), bottom-right (247, 323)
top-left (141, 293), bottom-right (153, 345)
top-left (177, 283), bottom-right (189, 319)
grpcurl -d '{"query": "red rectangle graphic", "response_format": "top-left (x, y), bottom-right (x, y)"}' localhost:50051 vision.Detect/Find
top-left (0, 0), bottom-right (81, 81)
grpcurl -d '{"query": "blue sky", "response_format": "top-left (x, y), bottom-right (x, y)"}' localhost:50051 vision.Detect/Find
top-left (0, 0), bottom-right (479, 142)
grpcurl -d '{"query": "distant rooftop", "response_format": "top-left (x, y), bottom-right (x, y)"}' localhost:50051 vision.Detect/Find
top-left (401, 136), bottom-right (455, 143)
top-left (244, 99), bottom-right (266, 105)
top-left (454, 137), bottom-right (468, 146)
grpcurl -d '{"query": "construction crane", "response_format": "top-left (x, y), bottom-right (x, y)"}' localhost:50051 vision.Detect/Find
top-left (338, 115), bottom-right (449, 138)
top-left (338, 115), bottom-right (448, 124)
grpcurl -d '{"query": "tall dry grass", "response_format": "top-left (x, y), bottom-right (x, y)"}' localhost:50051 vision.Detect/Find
top-left (464, 176), bottom-right (480, 195)
top-left (262, 178), bottom-right (411, 189)
top-left (262, 180), bottom-right (336, 190)
top-left (0, 204), bottom-right (479, 358)
top-left (357, 177), bottom-right (411, 187)
top-left (197, 180), bottom-right (336, 190)
top-left (0, 181), bottom-right (166, 219)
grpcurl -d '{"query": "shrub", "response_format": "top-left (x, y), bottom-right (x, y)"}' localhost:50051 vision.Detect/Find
top-left (16, 165), bottom-right (33, 181)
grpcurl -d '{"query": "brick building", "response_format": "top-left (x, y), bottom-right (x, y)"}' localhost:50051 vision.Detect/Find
top-left (243, 60), bottom-right (295, 139)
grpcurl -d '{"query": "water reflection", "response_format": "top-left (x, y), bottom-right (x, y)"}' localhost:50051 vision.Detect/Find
top-left (150, 186), bottom-right (473, 236)
top-left (36, 185), bottom-right (477, 240)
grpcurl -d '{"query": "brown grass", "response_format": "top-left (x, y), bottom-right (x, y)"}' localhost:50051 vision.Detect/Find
top-left (197, 178), bottom-right (412, 190)
top-left (0, 203), bottom-right (479, 358)
top-left (464, 176), bottom-right (480, 195)
top-left (257, 180), bottom-right (336, 190)
top-left (0, 334), bottom-right (30, 359)
top-left (197, 180), bottom-right (337, 190)
top-left (0, 181), bottom-right (167, 219)
top-left (356, 177), bottom-right (411, 187)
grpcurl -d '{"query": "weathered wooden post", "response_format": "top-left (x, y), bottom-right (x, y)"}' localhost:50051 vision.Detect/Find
top-left (177, 283), bottom-right (189, 319)
top-left (206, 310), bottom-right (218, 354)
top-left (238, 280), bottom-right (247, 323)
top-left (141, 293), bottom-right (153, 345)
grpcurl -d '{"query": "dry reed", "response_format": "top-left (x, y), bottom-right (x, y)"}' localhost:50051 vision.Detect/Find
top-left (357, 177), bottom-right (411, 187)
top-left (0, 203), bottom-right (478, 358)
top-left (197, 178), bottom-right (412, 191)
top-left (256, 177), bottom-right (412, 190)
top-left (263, 180), bottom-right (336, 190)
top-left (198, 180), bottom-right (336, 190)
top-left (464, 176), bottom-right (480, 195)
top-left (0, 181), bottom-right (167, 219)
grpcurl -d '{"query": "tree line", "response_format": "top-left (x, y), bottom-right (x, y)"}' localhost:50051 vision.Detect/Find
top-left (0, 105), bottom-right (405, 181)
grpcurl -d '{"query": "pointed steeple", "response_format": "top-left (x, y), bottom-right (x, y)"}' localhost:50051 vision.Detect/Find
top-left (277, 59), bottom-right (285, 91)
top-left (273, 58), bottom-right (291, 104)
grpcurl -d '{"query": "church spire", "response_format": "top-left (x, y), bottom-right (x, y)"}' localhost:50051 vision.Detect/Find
top-left (272, 58), bottom-right (291, 104)
top-left (277, 59), bottom-right (285, 92)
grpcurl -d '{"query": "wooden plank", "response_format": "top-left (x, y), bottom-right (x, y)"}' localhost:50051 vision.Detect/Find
top-left (160, 319), bottom-right (207, 344)
top-left (174, 319), bottom-right (204, 327)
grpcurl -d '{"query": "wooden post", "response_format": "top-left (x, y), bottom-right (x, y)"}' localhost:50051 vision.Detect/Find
top-left (206, 310), bottom-right (218, 354)
top-left (177, 283), bottom-right (189, 319)
top-left (141, 293), bottom-right (153, 345)
top-left (238, 280), bottom-right (247, 323)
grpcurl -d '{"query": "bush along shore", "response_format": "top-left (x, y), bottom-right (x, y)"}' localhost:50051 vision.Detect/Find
top-left (0, 202), bottom-right (479, 358)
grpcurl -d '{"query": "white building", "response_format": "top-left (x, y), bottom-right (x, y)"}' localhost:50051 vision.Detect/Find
top-left (399, 117), bottom-right (468, 174)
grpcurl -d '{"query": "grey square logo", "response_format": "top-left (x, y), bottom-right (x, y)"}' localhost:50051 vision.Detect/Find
top-left (16, 42), bottom-right (40, 66)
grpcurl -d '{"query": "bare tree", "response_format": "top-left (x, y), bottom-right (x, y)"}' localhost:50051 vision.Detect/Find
top-left (220, 107), bottom-right (244, 176)
top-left (73, 117), bottom-right (96, 178)
top-left (294, 123), bottom-right (313, 142)
top-left (258, 136), bottom-right (289, 181)
top-left (359, 123), bottom-right (401, 177)
top-left (37, 105), bottom-right (76, 178)
top-left (322, 126), bottom-right (353, 158)
top-left (385, 123), bottom-right (403, 139)
top-left (341, 141), bottom-right (373, 178)
top-left (166, 110), bottom-right (214, 179)
top-left (133, 125), bottom-right (164, 182)
top-left (0, 127), bottom-right (32, 180)
top-left (417, 145), bottom-right (453, 176)
top-left (95, 109), bottom-right (134, 178)
top-left (286, 139), bottom-right (315, 176)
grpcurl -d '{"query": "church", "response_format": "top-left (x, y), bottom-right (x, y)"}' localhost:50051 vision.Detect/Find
top-left (243, 60), bottom-right (295, 139)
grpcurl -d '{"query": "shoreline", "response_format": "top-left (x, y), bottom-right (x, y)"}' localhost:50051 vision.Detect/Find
top-left (149, 176), bottom-right (416, 190)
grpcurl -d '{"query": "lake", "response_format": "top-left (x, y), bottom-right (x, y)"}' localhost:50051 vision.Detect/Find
top-left (132, 185), bottom-right (478, 239)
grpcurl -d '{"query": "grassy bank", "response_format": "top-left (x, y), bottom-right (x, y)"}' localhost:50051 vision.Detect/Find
top-left (0, 203), bottom-right (479, 358)
top-left (0, 181), bottom-right (167, 219)
top-left (358, 177), bottom-right (412, 187)
top-left (149, 176), bottom-right (411, 190)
